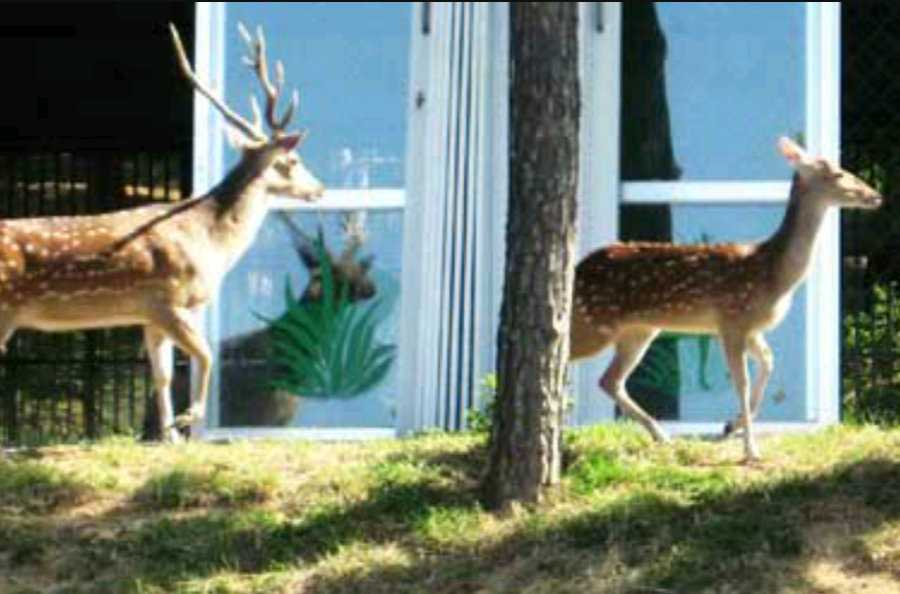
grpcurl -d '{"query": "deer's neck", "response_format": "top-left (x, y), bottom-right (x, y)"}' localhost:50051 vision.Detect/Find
top-left (209, 152), bottom-right (275, 214)
top-left (762, 173), bottom-right (829, 293)
top-left (204, 153), bottom-right (275, 263)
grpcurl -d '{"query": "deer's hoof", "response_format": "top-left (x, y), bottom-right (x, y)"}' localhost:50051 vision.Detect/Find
top-left (174, 405), bottom-right (206, 428)
top-left (651, 430), bottom-right (672, 444)
top-left (174, 413), bottom-right (200, 428)
top-left (742, 443), bottom-right (763, 465)
top-left (723, 421), bottom-right (736, 438)
top-left (743, 453), bottom-right (763, 467)
top-left (163, 427), bottom-right (184, 444)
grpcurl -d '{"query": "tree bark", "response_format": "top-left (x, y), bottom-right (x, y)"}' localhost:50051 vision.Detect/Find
top-left (480, 2), bottom-right (580, 511)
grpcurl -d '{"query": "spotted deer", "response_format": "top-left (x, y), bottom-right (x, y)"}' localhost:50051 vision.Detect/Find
top-left (570, 137), bottom-right (882, 462)
top-left (0, 23), bottom-right (325, 443)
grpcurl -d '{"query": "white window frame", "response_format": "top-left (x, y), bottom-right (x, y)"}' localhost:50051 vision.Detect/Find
top-left (574, 2), bottom-right (842, 435)
top-left (190, 1), bottom-right (407, 441)
top-left (399, 2), bottom-right (510, 435)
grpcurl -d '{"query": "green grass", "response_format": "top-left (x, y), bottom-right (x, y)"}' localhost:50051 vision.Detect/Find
top-left (0, 458), bottom-right (95, 513)
top-left (133, 463), bottom-right (280, 509)
top-left (3, 425), bottom-right (900, 593)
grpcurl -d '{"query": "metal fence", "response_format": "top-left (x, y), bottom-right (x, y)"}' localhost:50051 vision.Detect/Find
top-left (841, 4), bottom-right (900, 424)
top-left (0, 139), bottom-right (192, 446)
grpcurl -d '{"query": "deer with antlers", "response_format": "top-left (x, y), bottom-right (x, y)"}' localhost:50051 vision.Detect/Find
top-left (570, 137), bottom-right (882, 462)
top-left (0, 23), bottom-right (324, 443)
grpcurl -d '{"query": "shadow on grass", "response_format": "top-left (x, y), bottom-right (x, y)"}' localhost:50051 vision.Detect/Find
top-left (302, 458), bottom-right (900, 594)
top-left (5, 445), bottom-right (900, 594)
top-left (106, 448), bottom-right (485, 586)
top-left (0, 457), bottom-right (95, 514)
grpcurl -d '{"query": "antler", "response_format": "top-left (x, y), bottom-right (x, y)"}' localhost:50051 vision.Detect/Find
top-left (277, 212), bottom-right (330, 270)
top-left (277, 212), bottom-right (373, 273)
top-left (168, 23), bottom-right (265, 143)
top-left (339, 212), bottom-right (367, 265)
top-left (237, 23), bottom-right (299, 136)
top-left (169, 22), bottom-right (301, 142)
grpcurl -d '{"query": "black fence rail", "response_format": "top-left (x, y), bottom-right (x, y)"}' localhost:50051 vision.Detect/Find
top-left (0, 139), bottom-right (192, 446)
top-left (842, 4), bottom-right (900, 424)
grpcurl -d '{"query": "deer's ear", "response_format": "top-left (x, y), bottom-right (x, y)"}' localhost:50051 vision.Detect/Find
top-left (278, 130), bottom-right (307, 152)
top-left (778, 136), bottom-right (808, 168)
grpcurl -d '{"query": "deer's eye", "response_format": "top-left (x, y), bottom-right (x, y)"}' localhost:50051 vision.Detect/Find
top-left (273, 161), bottom-right (292, 176)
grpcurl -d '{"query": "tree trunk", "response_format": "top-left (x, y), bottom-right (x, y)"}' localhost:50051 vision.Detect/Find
top-left (480, 2), bottom-right (579, 511)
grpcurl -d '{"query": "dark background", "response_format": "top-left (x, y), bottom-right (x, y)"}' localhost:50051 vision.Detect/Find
top-left (0, 2), bottom-right (194, 143)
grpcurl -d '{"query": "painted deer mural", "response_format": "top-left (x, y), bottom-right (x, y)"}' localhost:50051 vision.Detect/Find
top-left (218, 211), bottom-right (379, 427)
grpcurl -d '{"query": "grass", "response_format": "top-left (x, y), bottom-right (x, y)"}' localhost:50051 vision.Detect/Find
top-left (2, 425), bottom-right (900, 593)
top-left (133, 463), bottom-right (280, 509)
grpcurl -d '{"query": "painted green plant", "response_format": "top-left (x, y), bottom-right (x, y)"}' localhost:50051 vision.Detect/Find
top-left (630, 231), bottom-right (719, 396)
top-left (629, 338), bottom-right (682, 396)
top-left (255, 237), bottom-right (397, 400)
top-left (695, 232), bottom-right (714, 390)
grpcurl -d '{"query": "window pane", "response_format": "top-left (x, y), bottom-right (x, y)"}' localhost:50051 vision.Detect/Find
top-left (217, 210), bottom-right (403, 428)
top-left (212, 3), bottom-right (408, 430)
top-left (621, 2), bottom-right (805, 182)
top-left (224, 2), bottom-right (409, 187)
top-left (619, 204), bottom-right (810, 423)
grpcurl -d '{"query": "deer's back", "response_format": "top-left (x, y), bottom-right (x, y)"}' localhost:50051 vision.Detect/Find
top-left (573, 242), bottom-right (778, 336)
top-left (0, 204), bottom-right (216, 328)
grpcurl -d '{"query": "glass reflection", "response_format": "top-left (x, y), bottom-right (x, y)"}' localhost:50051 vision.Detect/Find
top-left (224, 2), bottom-right (410, 188)
top-left (620, 3), bottom-right (680, 417)
top-left (211, 2), bottom-right (408, 429)
top-left (622, 2), bottom-right (805, 182)
top-left (217, 210), bottom-right (403, 428)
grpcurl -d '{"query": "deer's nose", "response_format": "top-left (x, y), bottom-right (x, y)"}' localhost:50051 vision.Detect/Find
top-left (306, 183), bottom-right (325, 201)
top-left (865, 191), bottom-right (884, 209)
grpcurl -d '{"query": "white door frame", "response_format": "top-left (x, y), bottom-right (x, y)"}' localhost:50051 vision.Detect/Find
top-left (573, 2), bottom-right (842, 435)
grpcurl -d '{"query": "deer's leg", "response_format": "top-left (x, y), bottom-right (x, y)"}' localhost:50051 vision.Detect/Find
top-left (599, 328), bottom-right (669, 443)
top-left (724, 334), bottom-right (773, 437)
top-left (151, 308), bottom-right (212, 433)
top-left (747, 334), bottom-right (774, 419)
top-left (0, 312), bottom-right (18, 355)
top-left (144, 326), bottom-right (182, 444)
top-left (721, 331), bottom-right (760, 462)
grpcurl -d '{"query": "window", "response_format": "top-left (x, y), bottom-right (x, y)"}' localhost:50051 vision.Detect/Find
top-left (575, 3), bottom-right (841, 432)
top-left (193, 2), bottom-right (409, 438)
